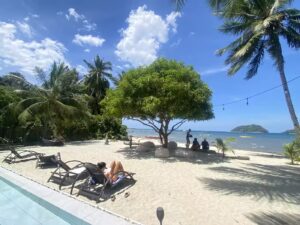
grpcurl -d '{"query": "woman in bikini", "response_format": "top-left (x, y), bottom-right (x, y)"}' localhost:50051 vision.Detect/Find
top-left (97, 161), bottom-right (124, 182)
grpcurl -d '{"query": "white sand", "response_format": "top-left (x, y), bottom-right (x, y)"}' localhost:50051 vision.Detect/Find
top-left (1, 140), bottom-right (300, 225)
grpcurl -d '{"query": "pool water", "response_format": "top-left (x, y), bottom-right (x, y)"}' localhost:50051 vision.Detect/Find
top-left (0, 176), bottom-right (90, 225)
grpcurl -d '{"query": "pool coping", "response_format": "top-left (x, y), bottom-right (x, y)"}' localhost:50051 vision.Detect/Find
top-left (0, 166), bottom-right (142, 225)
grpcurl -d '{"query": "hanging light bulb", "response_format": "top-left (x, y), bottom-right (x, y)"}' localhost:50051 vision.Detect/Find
top-left (246, 98), bottom-right (249, 106)
top-left (222, 104), bottom-right (225, 111)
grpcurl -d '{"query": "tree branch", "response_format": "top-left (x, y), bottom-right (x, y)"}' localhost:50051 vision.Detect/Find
top-left (129, 117), bottom-right (160, 133)
top-left (167, 119), bottom-right (187, 135)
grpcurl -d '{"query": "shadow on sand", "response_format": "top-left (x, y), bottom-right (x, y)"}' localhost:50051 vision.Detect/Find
top-left (116, 146), bottom-right (226, 165)
top-left (199, 163), bottom-right (300, 204)
top-left (246, 212), bottom-right (300, 225)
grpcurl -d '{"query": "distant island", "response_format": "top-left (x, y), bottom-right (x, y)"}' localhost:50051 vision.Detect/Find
top-left (231, 124), bottom-right (269, 133)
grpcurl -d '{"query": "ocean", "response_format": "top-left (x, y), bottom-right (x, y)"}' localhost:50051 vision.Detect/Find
top-left (127, 128), bottom-right (296, 154)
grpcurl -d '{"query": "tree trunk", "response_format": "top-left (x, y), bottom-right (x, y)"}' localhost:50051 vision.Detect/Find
top-left (162, 133), bottom-right (168, 148)
top-left (278, 68), bottom-right (299, 129)
top-left (161, 119), bottom-right (170, 148)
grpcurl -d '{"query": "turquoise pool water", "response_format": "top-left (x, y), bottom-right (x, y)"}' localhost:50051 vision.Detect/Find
top-left (0, 176), bottom-right (90, 225)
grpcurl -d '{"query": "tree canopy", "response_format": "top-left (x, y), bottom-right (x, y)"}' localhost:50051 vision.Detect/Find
top-left (103, 58), bottom-right (214, 146)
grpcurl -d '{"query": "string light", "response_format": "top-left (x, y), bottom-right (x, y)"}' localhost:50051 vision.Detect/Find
top-left (215, 75), bottom-right (300, 109)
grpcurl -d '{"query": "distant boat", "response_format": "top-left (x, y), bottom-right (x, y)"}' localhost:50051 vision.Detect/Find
top-left (240, 136), bottom-right (253, 138)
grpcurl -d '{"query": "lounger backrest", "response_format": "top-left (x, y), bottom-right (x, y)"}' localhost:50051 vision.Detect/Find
top-left (10, 148), bottom-right (22, 158)
top-left (56, 160), bottom-right (71, 171)
top-left (84, 163), bottom-right (107, 184)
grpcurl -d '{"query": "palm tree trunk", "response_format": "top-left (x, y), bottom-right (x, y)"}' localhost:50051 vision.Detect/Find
top-left (278, 68), bottom-right (299, 129)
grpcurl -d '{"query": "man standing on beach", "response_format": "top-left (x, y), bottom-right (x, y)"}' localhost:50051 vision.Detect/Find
top-left (186, 129), bottom-right (192, 148)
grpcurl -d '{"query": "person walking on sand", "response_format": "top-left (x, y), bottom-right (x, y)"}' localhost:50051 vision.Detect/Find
top-left (186, 129), bottom-right (192, 148)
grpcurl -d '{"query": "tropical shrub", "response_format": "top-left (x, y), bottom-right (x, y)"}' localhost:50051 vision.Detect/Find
top-left (215, 137), bottom-right (235, 158)
top-left (283, 142), bottom-right (300, 165)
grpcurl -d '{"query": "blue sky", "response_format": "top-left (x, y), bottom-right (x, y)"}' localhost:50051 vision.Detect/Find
top-left (0, 0), bottom-right (300, 132)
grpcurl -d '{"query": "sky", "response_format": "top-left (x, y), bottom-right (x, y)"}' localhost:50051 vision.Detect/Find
top-left (0, 0), bottom-right (300, 133)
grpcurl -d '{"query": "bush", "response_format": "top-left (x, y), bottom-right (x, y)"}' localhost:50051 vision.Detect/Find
top-left (92, 115), bottom-right (127, 140)
top-left (283, 142), bottom-right (300, 165)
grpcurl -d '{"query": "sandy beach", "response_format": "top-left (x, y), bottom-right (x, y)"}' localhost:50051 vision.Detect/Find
top-left (1, 140), bottom-right (300, 225)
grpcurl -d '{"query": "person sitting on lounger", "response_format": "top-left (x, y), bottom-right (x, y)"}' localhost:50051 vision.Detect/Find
top-left (97, 161), bottom-right (125, 182)
top-left (191, 138), bottom-right (200, 151)
top-left (201, 138), bottom-right (209, 151)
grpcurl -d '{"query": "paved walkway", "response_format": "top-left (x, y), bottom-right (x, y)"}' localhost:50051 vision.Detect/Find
top-left (0, 167), bottom-right (141, 225)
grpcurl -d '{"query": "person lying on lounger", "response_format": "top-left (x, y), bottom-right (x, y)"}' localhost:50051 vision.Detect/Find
top-left (97, 161), bottom-right (125, 182)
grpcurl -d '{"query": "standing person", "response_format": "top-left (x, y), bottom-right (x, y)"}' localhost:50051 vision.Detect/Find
top-left (201, 138), bottom-right (209, 151)
top-left (186, 129), bottom-right (192, 148)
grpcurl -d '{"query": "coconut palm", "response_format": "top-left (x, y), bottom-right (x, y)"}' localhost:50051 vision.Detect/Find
top-left (83, 55), bottom-right (115, 114)
top-left (175, 0), bottom-right (299, 129)
top-left (216, 0), bottom-right (300, 129)
top-left (15, 87), bottom-right (87, 138)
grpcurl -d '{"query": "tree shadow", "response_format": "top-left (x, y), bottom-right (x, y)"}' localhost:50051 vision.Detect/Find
top-left (246, 212), bottom-right (300, 225)
top-left (66, 140), bottom-right (102, 146)
top-left (250, 153), bottom-right (285, 159)
top-left (116, 146), bottom-right (227, 165)
top-left (199, 163), bottom-right (300, 204)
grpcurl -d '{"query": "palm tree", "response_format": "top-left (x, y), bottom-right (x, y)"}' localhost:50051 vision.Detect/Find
top-left (83, 55), bottom-right (115, 114)
top-left (175, 0), bottom-right (299, 129)
top-left (16, 87), bottom-right (87, 138)
top-left (215, 0), bottom-right (300, 129)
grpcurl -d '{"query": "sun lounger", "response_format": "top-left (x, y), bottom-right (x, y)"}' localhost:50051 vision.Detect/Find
top-left (75, 163), bottom-right (135, 202)
top-left (36, 154), bottom-right (57, 168)
top-left (41, 138), bottom-right (64, 146)
top-left (47, 154), bottom-right (87, 189)
top-left (3, 147), bottom-right (41, 164)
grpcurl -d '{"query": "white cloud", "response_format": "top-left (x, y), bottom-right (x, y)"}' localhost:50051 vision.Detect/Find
top-left (65, 8), bottom-right (97, 31)
top-left (17, 21), bottom-right (33, 37)
top-left (0, 21), bottom-right (68, 75)
top-left (189, 31), bottom-right (195, 36)
top-left (170, 38), bottom-right (181, 47)
top-left (31, 14), bottom-right (39, 18)
top-left (84, 48), bottom-right (90, 52)
top-left (73, 34), bottom-right (105, 47)
top-left (115, 5), bottom-right (181, 67)
top-left (82, 20), bottom-right (97, 32)
top-left (76, 64), bottom-right (88, 75)
top-left (57, 11), bottom-right (64, 16)
top-left (24, 17), bottom-right (30, 22)
top-left (201, 66), bottom-right (229, 76)
top-left (66, 8), bottom-right (84, 21)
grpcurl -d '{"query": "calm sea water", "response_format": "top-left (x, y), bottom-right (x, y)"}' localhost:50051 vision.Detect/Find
top-left (127, 128), bottom-right (296, 154)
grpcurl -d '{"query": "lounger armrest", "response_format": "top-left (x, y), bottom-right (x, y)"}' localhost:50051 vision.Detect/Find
top-left (65, 160), bottom-right (85, 169)
top-left (65, 160), bottom-right (83, 164)
top-left (18, 150), bottom-right (41, 155)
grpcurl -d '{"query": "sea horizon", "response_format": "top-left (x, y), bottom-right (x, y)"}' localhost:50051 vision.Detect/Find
top-left (127, 128), bottom-right (296, 154)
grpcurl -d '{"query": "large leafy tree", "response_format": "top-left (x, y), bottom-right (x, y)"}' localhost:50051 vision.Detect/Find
top-left (84, 55), bottom-right (115, 114)
top-left (175, 0), bottom-right (300, 129)
top-left (103, 58), bottom-right (214, 147)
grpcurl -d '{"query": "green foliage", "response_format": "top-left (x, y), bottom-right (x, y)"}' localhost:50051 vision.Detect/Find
top-left (0, 58), bottom-right (127, 144)
top-left (283, 142), bottom-right (300, 165)
top-left (92, 115), bottom-right (127, 139)
top-left (103, 58), bottom-right (213, 146)
top-left (215, 137), bottom-right (235, 158)
top-left (84, 55), bottom-right (116, 114)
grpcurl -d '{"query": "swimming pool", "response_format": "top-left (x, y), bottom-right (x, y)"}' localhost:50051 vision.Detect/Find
top-left (0, 176), bottom-right (90, 225)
